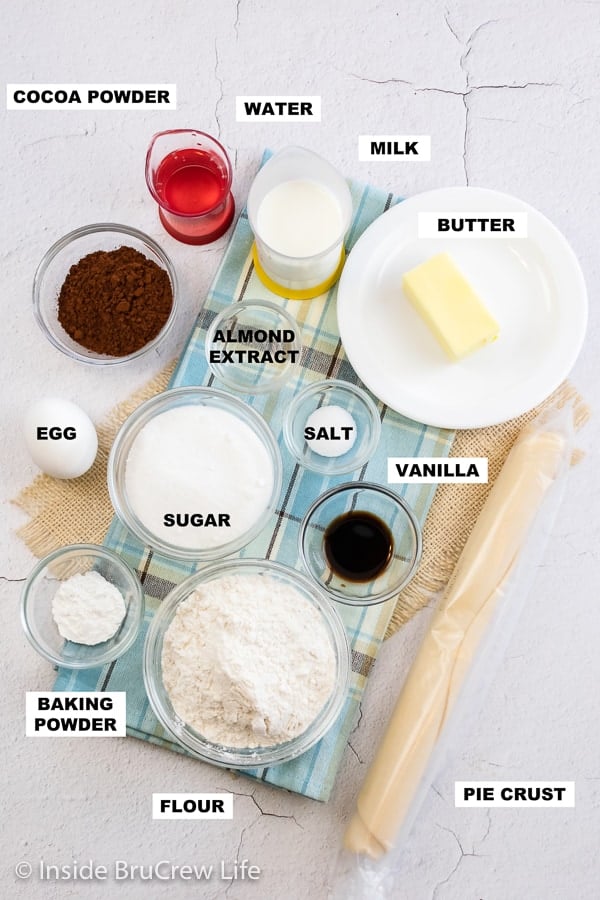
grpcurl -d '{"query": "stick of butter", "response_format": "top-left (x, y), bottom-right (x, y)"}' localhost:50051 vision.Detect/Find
top-left (402, 252), bottom-right (500, 360)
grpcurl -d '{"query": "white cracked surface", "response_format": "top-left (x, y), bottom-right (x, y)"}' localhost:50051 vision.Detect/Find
top-left (2, 1), bottom-right (599, 898)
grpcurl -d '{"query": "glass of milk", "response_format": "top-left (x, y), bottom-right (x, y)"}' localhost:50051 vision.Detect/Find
top-left (247, 147), bottom-right (353, 299)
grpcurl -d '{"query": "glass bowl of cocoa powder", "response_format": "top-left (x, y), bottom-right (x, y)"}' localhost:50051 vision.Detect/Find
top-left (33, 223), bottom-right (178, 364)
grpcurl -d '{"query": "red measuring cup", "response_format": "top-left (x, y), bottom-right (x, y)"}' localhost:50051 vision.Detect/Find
top-left (145, 130), bottom-right (235, 245)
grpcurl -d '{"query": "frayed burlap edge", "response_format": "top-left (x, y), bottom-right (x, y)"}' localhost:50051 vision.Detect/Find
top-left (385, 381), bottom-right (591, 638)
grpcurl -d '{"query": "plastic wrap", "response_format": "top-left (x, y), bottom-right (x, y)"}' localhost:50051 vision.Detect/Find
top-left (331, 405), bottom-right (574, 897)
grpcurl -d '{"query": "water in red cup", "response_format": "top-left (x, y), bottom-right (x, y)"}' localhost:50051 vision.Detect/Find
top-left (146, 130), bottom-right (235, 245)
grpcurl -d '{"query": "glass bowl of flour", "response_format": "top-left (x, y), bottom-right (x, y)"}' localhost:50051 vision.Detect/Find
top-left (108, 387), bottom-right (283, 561)
top-left (143, 559), bottom-right (351, 767)
top-left (21, 543), bottom-right (144, 669)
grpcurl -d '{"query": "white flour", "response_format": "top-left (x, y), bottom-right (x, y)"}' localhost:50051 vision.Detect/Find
top-left (162, 574), bottom-right (337, 748)
top-left (52, 570), bottom-right (126, 645)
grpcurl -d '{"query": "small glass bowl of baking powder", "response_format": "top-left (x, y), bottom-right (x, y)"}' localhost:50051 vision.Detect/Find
top-left (205, 299), bottom-right (303, 394)
top-left (143, 559), bottom-right (350, 768)
top-left (21, 544), bottom-right (144, 669)
top-left (33, 223), bottom-right (178, 365)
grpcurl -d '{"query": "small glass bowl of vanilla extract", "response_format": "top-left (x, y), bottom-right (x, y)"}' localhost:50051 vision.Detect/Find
top-left (299, 482), bottom-right (422, 605)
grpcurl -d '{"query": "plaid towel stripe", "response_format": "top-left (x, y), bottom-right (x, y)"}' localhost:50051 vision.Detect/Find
top-left (54, 157), bottom-right (454, 801)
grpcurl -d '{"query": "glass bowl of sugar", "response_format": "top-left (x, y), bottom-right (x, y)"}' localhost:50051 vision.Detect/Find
top-left (108, 387), bottom-right (283, 561)
top-left (143, 559), bottom-right (351, 767)
top-left (21, 543), bottom-right (144, 669)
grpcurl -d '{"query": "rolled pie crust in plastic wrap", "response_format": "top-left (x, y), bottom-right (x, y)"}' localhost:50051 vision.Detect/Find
top-left (344, 423), bottom-right (566, 859)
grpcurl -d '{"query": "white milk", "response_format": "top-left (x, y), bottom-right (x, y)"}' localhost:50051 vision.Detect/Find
top-left (256, 179), bottom-right (344, 258)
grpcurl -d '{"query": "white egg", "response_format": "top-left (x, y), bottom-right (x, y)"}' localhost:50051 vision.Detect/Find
top-left (304, 405), bottom-right (357, 458)
top-left (23, 398), bottom-right (98, 479)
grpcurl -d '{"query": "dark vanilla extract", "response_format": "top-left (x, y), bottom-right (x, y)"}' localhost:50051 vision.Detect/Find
top-left (324, 511), bottom-right (393, 582)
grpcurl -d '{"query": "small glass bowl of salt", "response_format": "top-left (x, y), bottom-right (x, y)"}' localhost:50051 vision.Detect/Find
top-left (21, 543), bottom-right (144, 669)
top-left (283, 378), bottom-right (382, 475)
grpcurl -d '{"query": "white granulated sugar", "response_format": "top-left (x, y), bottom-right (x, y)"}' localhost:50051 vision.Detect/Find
top-left (161, 574), bottom-right (337, 748)
top-left (124, 406), bottom-right (274, 550)
top-left (52, 570), bottom-right (126, 645)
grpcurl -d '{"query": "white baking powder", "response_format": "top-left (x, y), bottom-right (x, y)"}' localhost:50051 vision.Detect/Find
top-left (124, 406), bottom-right (275, 550)
top-left (161, 574), bottom-right (337, 747)
top-left (52, 570), bottom-right (126, 645)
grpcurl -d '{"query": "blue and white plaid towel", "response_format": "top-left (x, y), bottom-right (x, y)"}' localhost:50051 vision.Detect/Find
top-left (55, 156), bottom-right (455, 800)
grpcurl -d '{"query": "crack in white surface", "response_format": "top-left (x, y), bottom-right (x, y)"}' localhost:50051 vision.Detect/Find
top-left (214, 40), bottom-right (224, 139)
top-left (461, 94), bottom-right (469, 185)
top-left (469, 81), bottom-right (560, 90)
top-left (350, 701), bottom-right (363, 736)
top-left (453, 16), bottom-right (497, 185)
top-left (432, 812), bottom-right (492, 897)
top-left (224, 826), bottom-right (247, 897)
top-left (346, 701), bottom-right (365, 763)
top-left (347, 15), bottom-right (563, 186)
top-left (477, 115), bottom-right (519, 124)
top-left (347, 741), bottom-right (365, 765)
top-left (407, 81), bottom-right (559, 94)
top-left (432, 784), bottom-right (447, 803)
top-left (569, 96), bottom-right (596, 112)
top-left (217, 785), bottom-right (303, 829)
top-left (432, 828), bottom-right (479, 898)
top-left (248, 791), bottom-right (303, 828)
top-left (481, 809), bottom-right (492, 845)
top-left (21, 124), bottom-right (97, 151)
top-left (416, 76), bottom-right (560, 186)
top-left (442, 8), bottom-right (557, 184)
top-left (443, 9), bottom-right (461, 44)
top-left (346, 73), bottom-right (414, 86)
top-left (234, 0), bottom-right (241, 40)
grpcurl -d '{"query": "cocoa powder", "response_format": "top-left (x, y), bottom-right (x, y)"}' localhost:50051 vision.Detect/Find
top-left (57, 245), bottom-right (173, 357)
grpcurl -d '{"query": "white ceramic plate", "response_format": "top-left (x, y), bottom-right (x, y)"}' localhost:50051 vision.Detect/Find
top-left (337, 187), bottom-right (587, 428)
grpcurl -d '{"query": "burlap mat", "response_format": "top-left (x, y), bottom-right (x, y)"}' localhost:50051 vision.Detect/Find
top-left (387, 381), bottom-right (590, 636)
top-left (13, 363), bottom-right (176, 561)
top-left (13, 369), bottom-right (589, 639)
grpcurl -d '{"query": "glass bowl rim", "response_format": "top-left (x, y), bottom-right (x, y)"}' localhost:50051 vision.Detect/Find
top-left (20, 542), bottom-right (145, 669)
top-left (205, 298), bottom-right (303, 394)
top-left (143, 557), bottom-right (351, 767)
top-left (145, 129), bottom-right (233, 217)
top-left (298, 480), bottom-right (423, 605)
top-left (246, 146), bottom-right (353, 262)
top-left (32, 222), bottom-right (179, 366)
